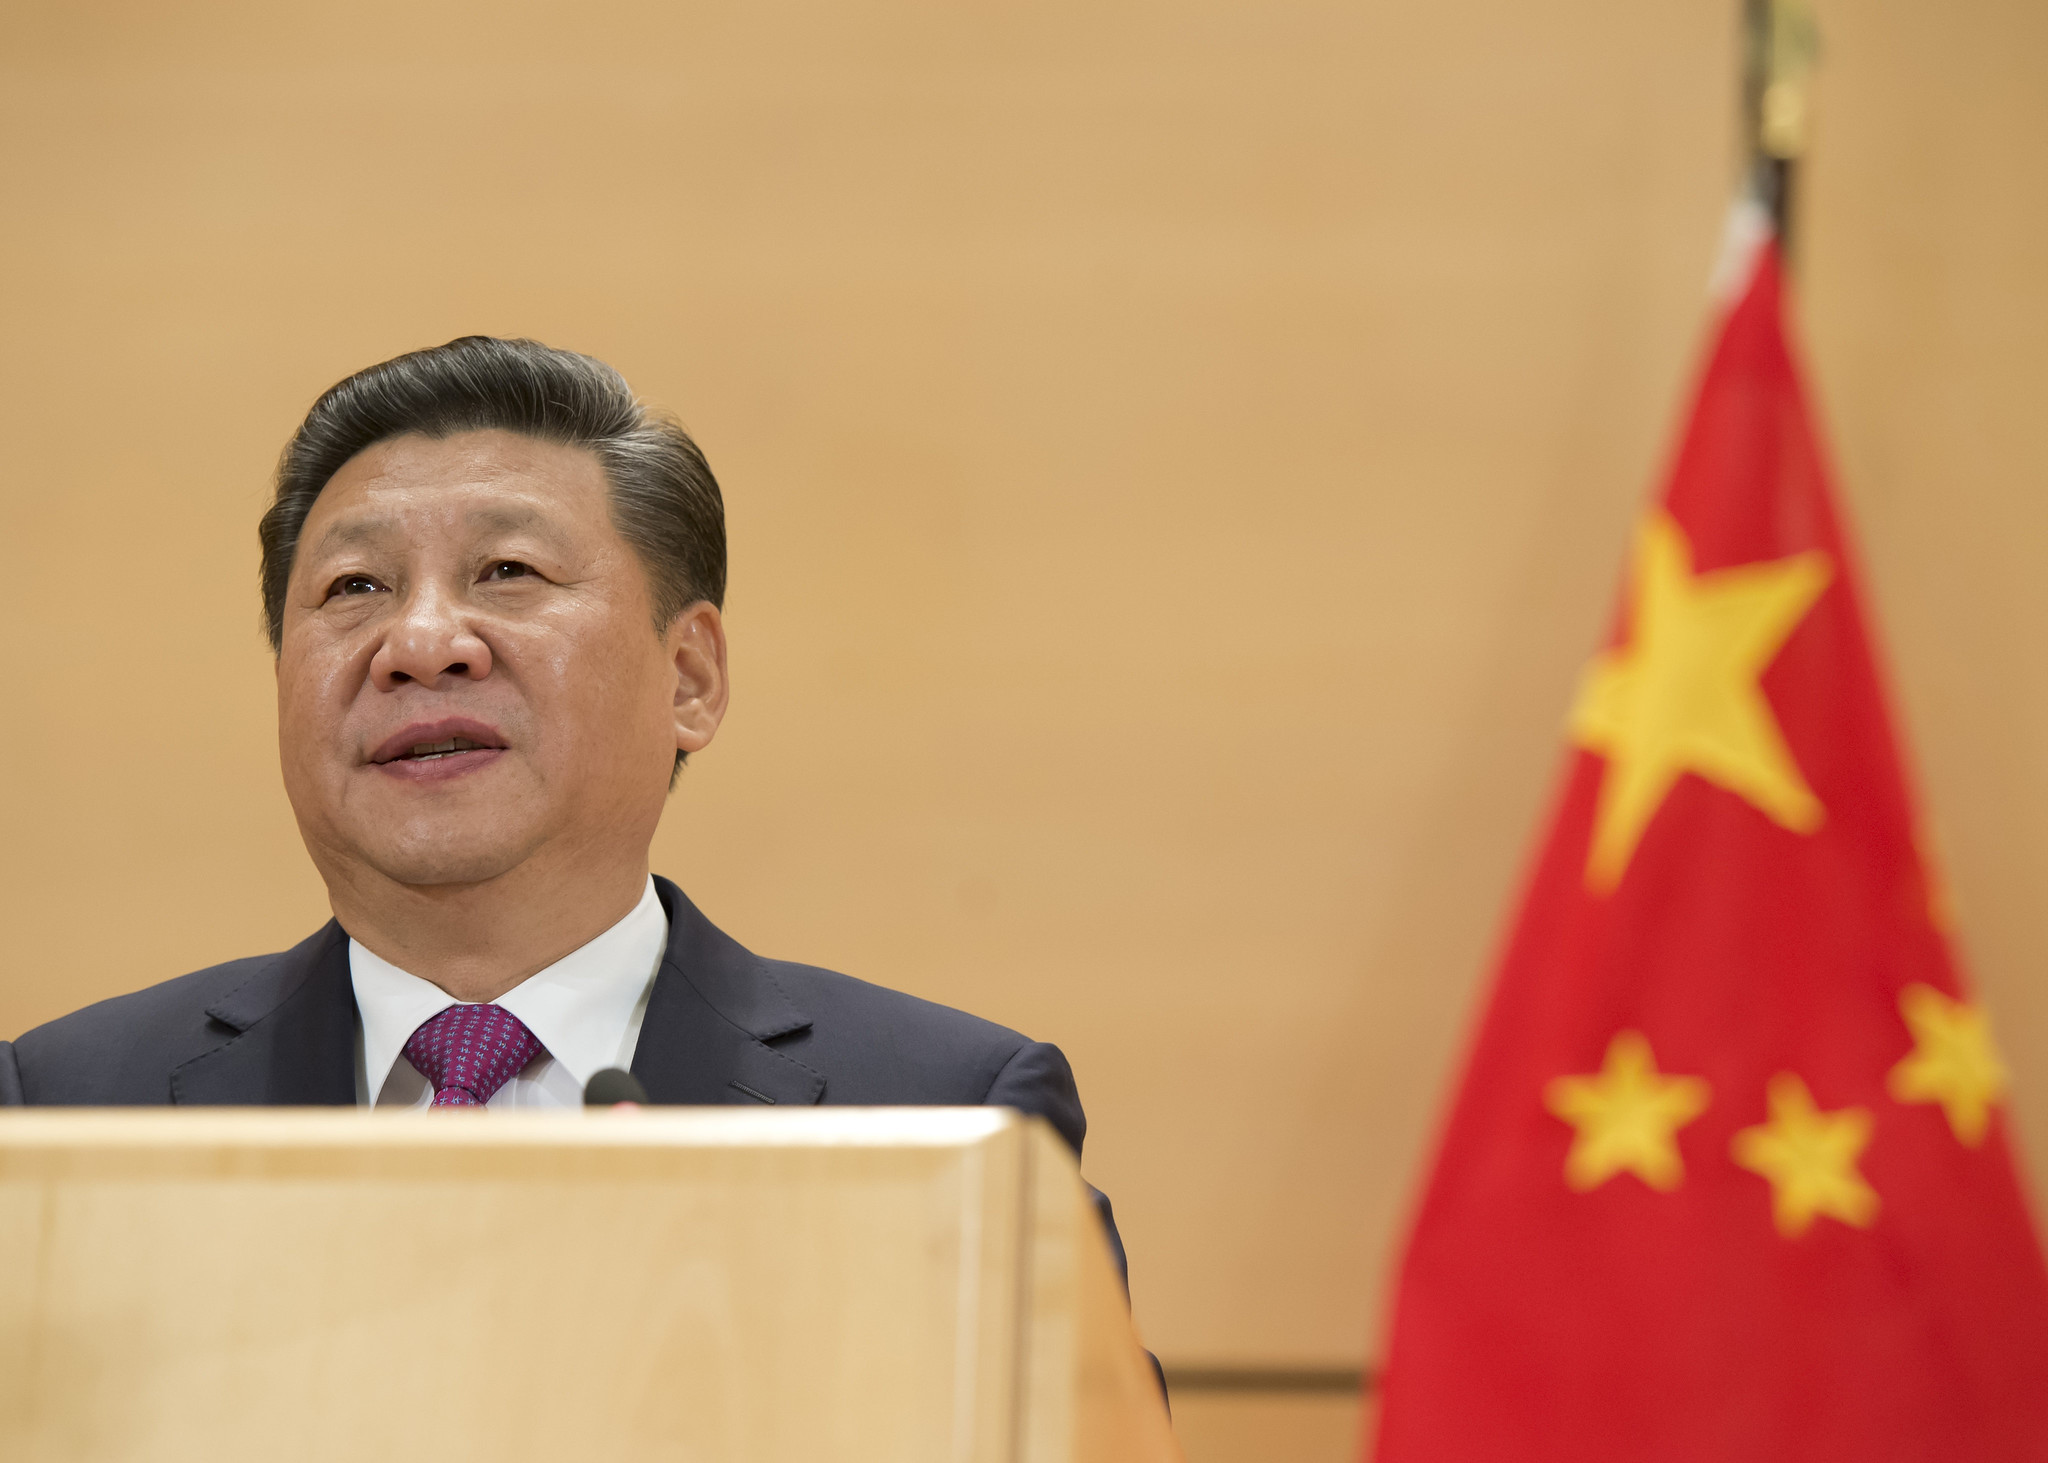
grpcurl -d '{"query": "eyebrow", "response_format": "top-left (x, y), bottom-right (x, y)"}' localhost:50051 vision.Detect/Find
top-left (307, 517), bottom-right (392, 556)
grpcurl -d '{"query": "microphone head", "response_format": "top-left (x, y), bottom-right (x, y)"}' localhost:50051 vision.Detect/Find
top-left (583, 1068), bottom-right (650, 1107)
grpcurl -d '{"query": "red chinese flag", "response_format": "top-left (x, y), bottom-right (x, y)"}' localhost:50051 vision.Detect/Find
top-left (1370, 229), bottom-right (2048, 1461)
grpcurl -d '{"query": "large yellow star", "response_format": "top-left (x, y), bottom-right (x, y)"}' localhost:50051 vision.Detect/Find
top-left (1888, 983), bottom-right (2008, 1147)
top-left (1571, 513), bottom-right (1834, 891)
top-left (1730, 1073), bottom-right (1880, 1237)
top-left (1544, 1031), bottom-right (1712, 1192)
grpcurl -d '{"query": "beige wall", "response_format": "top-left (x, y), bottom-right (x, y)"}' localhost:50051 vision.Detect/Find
top-left (2, 0), bottom-right (2043, 1429)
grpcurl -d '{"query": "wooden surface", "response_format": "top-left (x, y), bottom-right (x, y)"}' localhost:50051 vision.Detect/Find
top-left (0, 1108), bottom-right (1176, 1463)
top-left (2, 0), bottom-right (2044, 1397)
top-left (1173, 1394), bottom-right (1366, 1463)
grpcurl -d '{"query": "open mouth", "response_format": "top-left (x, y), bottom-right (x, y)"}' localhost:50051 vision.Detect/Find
top-left (368, 722), bottom-right (510, 768)
top-left (390, 736), bottom-right (492, 763)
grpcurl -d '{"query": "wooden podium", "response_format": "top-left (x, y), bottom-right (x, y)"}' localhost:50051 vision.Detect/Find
top-left (0, 1108), bottom-right (1180, 1462)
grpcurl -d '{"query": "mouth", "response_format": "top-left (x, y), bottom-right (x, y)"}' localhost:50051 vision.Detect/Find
top-left (368, 719), bottom-right (509, 772)
top-left (385, 736), bottom-right (493, 763)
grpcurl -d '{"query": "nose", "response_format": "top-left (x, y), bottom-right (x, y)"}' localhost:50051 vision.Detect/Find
top-left (368, 584), bottom-right (494, 690)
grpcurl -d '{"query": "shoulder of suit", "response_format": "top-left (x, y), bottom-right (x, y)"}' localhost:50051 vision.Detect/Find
top-left (656, 877), bottom-right (1041, 1064)
top-left (8, 944), bottom-right (313, 1098)
top-left (15, 954), bottom-right (272, 1044)
top-left (750, 957), bottom-right (1079, 1126)
top-left (760, 956), bottom-right (1033, 1055)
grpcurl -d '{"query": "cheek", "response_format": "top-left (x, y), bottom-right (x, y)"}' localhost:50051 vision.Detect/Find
top-left (516, 622), bottom-right (671, 744)
top-left (275, 639), bottom-right (363, 747)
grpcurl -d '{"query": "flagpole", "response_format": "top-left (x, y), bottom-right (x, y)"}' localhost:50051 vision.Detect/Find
top-left (1743, 0), bottom-right (1817, 259)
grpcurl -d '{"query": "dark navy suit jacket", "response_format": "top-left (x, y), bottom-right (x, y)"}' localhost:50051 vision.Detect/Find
top-left (0, 875), bottom-right (1133, 1286)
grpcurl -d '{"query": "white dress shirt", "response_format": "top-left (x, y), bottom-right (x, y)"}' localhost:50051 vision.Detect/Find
top-left (350, 877), bottom-right (669, 1108)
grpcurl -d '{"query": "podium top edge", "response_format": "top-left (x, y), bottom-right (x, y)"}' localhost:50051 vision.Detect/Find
top-left (0, 1105), bottom-right (1027, 1151)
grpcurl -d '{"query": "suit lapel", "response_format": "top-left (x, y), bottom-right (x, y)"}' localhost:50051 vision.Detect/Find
top-left (165, 881), bottom-right (810, 1108)
top-left (633, 878), bottom-right (824, 1107)
top-left (170, 923), bottom-right (358, 1105)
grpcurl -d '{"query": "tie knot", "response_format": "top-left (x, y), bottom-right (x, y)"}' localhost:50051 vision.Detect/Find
top-left (402, 1004), bottom-right (544, 1107)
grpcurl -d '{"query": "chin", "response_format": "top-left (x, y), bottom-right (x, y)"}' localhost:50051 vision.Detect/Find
top-left (355, 824), bottom-right (540, 890)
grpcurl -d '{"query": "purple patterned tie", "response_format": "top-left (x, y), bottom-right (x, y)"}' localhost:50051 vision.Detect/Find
top-left (403, 1004), bottom-right (544, 1107)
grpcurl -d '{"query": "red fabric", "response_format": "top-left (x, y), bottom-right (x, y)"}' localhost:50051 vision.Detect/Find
top-left (1370, 246), bottom-right (2048, 1462)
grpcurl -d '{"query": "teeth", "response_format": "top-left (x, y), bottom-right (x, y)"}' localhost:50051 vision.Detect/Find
top-left (404, 736), bottom-right (486, 760)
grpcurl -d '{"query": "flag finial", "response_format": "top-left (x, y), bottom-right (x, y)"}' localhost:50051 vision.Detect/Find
top-left (1743, 0), bottom-right (1819, 252)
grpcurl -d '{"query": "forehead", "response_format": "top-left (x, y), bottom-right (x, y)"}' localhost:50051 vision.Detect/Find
top-left (300, 430), bottom-right (611, 551)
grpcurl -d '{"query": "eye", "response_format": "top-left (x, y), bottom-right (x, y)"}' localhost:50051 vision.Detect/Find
top-left (483, 560), bottom-right (534, 582)
top-left (325, 574), bottom-right (385, 600)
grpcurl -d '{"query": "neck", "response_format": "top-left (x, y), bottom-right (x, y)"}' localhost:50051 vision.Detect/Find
top-left (321, 846), bottom-right (651, 1003)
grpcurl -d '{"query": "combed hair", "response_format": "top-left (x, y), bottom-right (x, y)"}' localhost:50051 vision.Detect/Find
top-left (258, 335), bottom-right (725, 650)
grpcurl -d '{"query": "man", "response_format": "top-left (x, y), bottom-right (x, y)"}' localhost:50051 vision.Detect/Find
top-left (0, 336), bottom-right (1130, 1278)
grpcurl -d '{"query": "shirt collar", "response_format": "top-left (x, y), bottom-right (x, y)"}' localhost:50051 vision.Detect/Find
top-left (350, 876), bottom-right (669, 1104)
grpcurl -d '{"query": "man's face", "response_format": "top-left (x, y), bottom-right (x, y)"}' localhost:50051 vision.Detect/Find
top-left (276, 430), bottom-right (721, 893)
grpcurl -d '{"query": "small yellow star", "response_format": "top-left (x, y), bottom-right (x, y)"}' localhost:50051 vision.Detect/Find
top-left (1544, 1031), bottom-right (1712, 1192)
top-left (1730, 1073), bottom-right (1880, 1237)
top-left (1571, 513), bottom-right (1833, 891)
top-left (1888, 984), bottom-right (2008, 1147)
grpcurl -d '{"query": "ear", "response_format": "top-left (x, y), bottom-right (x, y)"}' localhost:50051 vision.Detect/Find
top-left (666, 601), bottom-right (730, 757)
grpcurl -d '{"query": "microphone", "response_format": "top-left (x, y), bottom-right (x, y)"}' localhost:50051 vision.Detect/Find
top-left (583, 1068), bottom-right (649, 1107)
